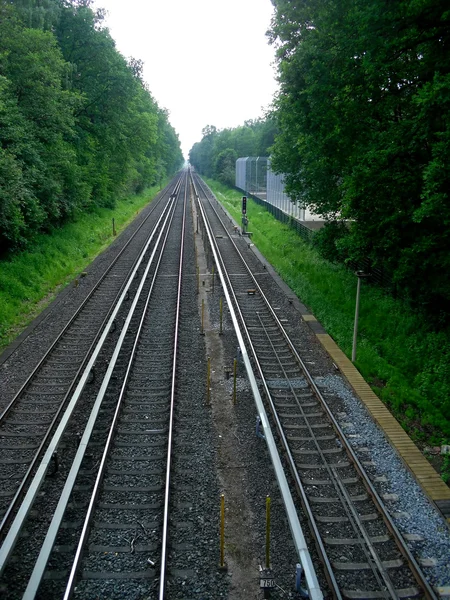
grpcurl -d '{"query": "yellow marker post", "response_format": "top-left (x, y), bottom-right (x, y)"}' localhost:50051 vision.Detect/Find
top-left (219, 494), bottom-right (226, 569)
top-left (207, 356), bottom-right (211, 405)
top-left (201, 299), bottom-right (205, 335)
top-left (265, 496), bottom-right (271, 569)
top-left (233, 358), bottom-right (237, 405)
top-left (219, 298), bottom-right (223, 335)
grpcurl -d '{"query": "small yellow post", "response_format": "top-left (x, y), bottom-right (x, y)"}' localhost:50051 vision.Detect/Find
top-left (219, 297), bottom-right (223, 335)
top-left (207, 356), bottom-right (211, 405)
top-left (220, 494), bottom-right (225, 568)
top-left (212, 265), bottom-right (215, 293)
top-left (201, 298), bottom-right (205, 335)
top-left (265, 495), bottom-right (271, 569)
top-left (233, 358), bottom-right (237, 404)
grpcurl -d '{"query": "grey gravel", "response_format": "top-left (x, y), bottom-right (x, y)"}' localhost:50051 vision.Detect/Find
top-left (316, 374), bottom-right (450, 587)
top-left (2, 176), bottom-right (449, 599)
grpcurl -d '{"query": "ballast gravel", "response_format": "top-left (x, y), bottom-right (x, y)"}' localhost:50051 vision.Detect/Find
top-left (1, 179), bottom-right (450, 599)
top-left (316, 374), bottom-right (450, 588)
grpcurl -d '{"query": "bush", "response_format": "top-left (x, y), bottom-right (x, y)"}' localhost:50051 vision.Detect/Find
top-left (312, 221), bottom-right (349, 263)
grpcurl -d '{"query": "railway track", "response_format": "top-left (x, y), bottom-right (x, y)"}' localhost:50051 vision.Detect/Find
top-left (192, 171), bottom-right (438, 600)
top-left (0, 173), bottom-right (193, 598)
top-left (1, 166), bottom-right (446, 599)
top-left (0, 173), bottom-right (184, 539)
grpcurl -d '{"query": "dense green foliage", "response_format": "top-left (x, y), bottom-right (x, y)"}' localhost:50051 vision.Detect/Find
top-left (189, 119), bottom-right (277, 185)
top-left (207, 178), bottom-right (450, 468)
top-left (0, 0), bottom-right (182, 252)
top-left (0, 182), bottom-right (164, 349)
top-left (269, 0), bottom-right (450, 320)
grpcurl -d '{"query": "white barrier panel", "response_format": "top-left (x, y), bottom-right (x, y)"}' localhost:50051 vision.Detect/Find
top-left (236, 157), bottom-right (305, 221)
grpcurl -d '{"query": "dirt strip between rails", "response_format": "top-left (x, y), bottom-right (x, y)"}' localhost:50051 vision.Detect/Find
top-left (192, 197), bottom-right (262, 599)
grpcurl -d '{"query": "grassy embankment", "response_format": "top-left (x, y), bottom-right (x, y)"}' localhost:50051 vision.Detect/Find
top-left (0, 183), bottom-right (164, 352)
top-left (205, 178), bottom-right (450, 481)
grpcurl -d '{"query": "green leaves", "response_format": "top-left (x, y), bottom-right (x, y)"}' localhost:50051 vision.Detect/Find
top-left (189, 118), bottom-right (277, 178)
top-left (0, 0), bottom-right (182, 252)
top-left (270, 0), bottom-right (450, 320)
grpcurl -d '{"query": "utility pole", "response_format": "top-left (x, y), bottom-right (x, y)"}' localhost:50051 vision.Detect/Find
top-left (352, 270), bottom-right (371, 363)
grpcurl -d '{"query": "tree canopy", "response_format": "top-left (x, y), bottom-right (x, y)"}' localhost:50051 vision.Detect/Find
top-left (189, 118), bottom-right (277, 186)
top-left (269, 0), bottom-right (450, 320)
top-left (0, 0), bottom-right (183, 252)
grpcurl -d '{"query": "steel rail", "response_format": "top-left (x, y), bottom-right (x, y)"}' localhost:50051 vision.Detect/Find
top-left (158, 169), bottom-right (188, 600)
top-left (194, 173), bottom-right (438, 600)
top-left (0, 178), bottom-right (181, 539)
top-left (61, 175), bottom-right (188, 600)
top-left (0, 195), bottom-right (177, 578)
top-left (21, 193), bottom-right (181, 599)
top-left (192, 172), bottom-right (324, 600)
top-left (255, 313), bottom-right (393, 598)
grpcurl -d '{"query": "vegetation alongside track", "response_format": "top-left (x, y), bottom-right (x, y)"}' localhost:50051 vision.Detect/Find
top-left (0, 1), bottom-right (182, 253)
top-left (206, 178), bottom-right (450, 481)
top-left (0, 183), bottom-right (163, 352)
top-left (268, 1), bottom-right (450, 322)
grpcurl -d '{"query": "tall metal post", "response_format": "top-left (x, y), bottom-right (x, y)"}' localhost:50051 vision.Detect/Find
top-left (219, 494), bottom-right (225, 568)
top-left (351, 276), bottom-right (362, 363)
top-left (352, 271), bottom-right (370, 363)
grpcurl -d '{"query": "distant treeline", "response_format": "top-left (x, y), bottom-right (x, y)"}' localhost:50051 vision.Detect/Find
top-left (269, 0), bottom-right (450, 322)
top-left (0, 0), bottom-right (183, 252)
top-left (188, 120), bottom-right (277, 187)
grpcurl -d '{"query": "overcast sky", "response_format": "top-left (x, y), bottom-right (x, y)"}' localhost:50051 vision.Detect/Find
top-left (92, 0), bottom-right (279, 158)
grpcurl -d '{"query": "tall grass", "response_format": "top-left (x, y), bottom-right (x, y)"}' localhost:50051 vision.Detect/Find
top-left (205, 179), bottom-right (450, 450)
top-left (0, 184), bottom-right (163, 350)
top-left (2, 176), bottom-right (449, 470)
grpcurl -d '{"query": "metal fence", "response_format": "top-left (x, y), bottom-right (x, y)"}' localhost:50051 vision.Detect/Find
top-left (266, 168), bottom-right (305, 220)
top-left (236, 157), bottom-right (306, 220)
top-left (236, 157), bottom-right (268, 198)
top-left (235, 157), bottom-right (392, 289)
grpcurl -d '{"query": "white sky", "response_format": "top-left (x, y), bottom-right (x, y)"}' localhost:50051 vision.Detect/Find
top-left (92, 0), bottom-right (278, 158)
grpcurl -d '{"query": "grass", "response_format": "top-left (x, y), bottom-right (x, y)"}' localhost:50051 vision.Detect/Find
top-left (1, 175), bottom-right (449, 481)
top-left (0, 182), bottom-right (165, 351)
top-left (205, 178), bottom-right (450, 480)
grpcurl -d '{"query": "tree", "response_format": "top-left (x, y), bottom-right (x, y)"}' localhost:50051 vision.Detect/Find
top-left (269, 0), bottom-right (450, 318)
top-left (189, 118), bottom-right (277, 181)
top-left (0, 0), bottom-right (182, 251)
top-left (0, 3), bottom-right (81, 248)
top-left (215, 148), bottom-right (238, 187)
